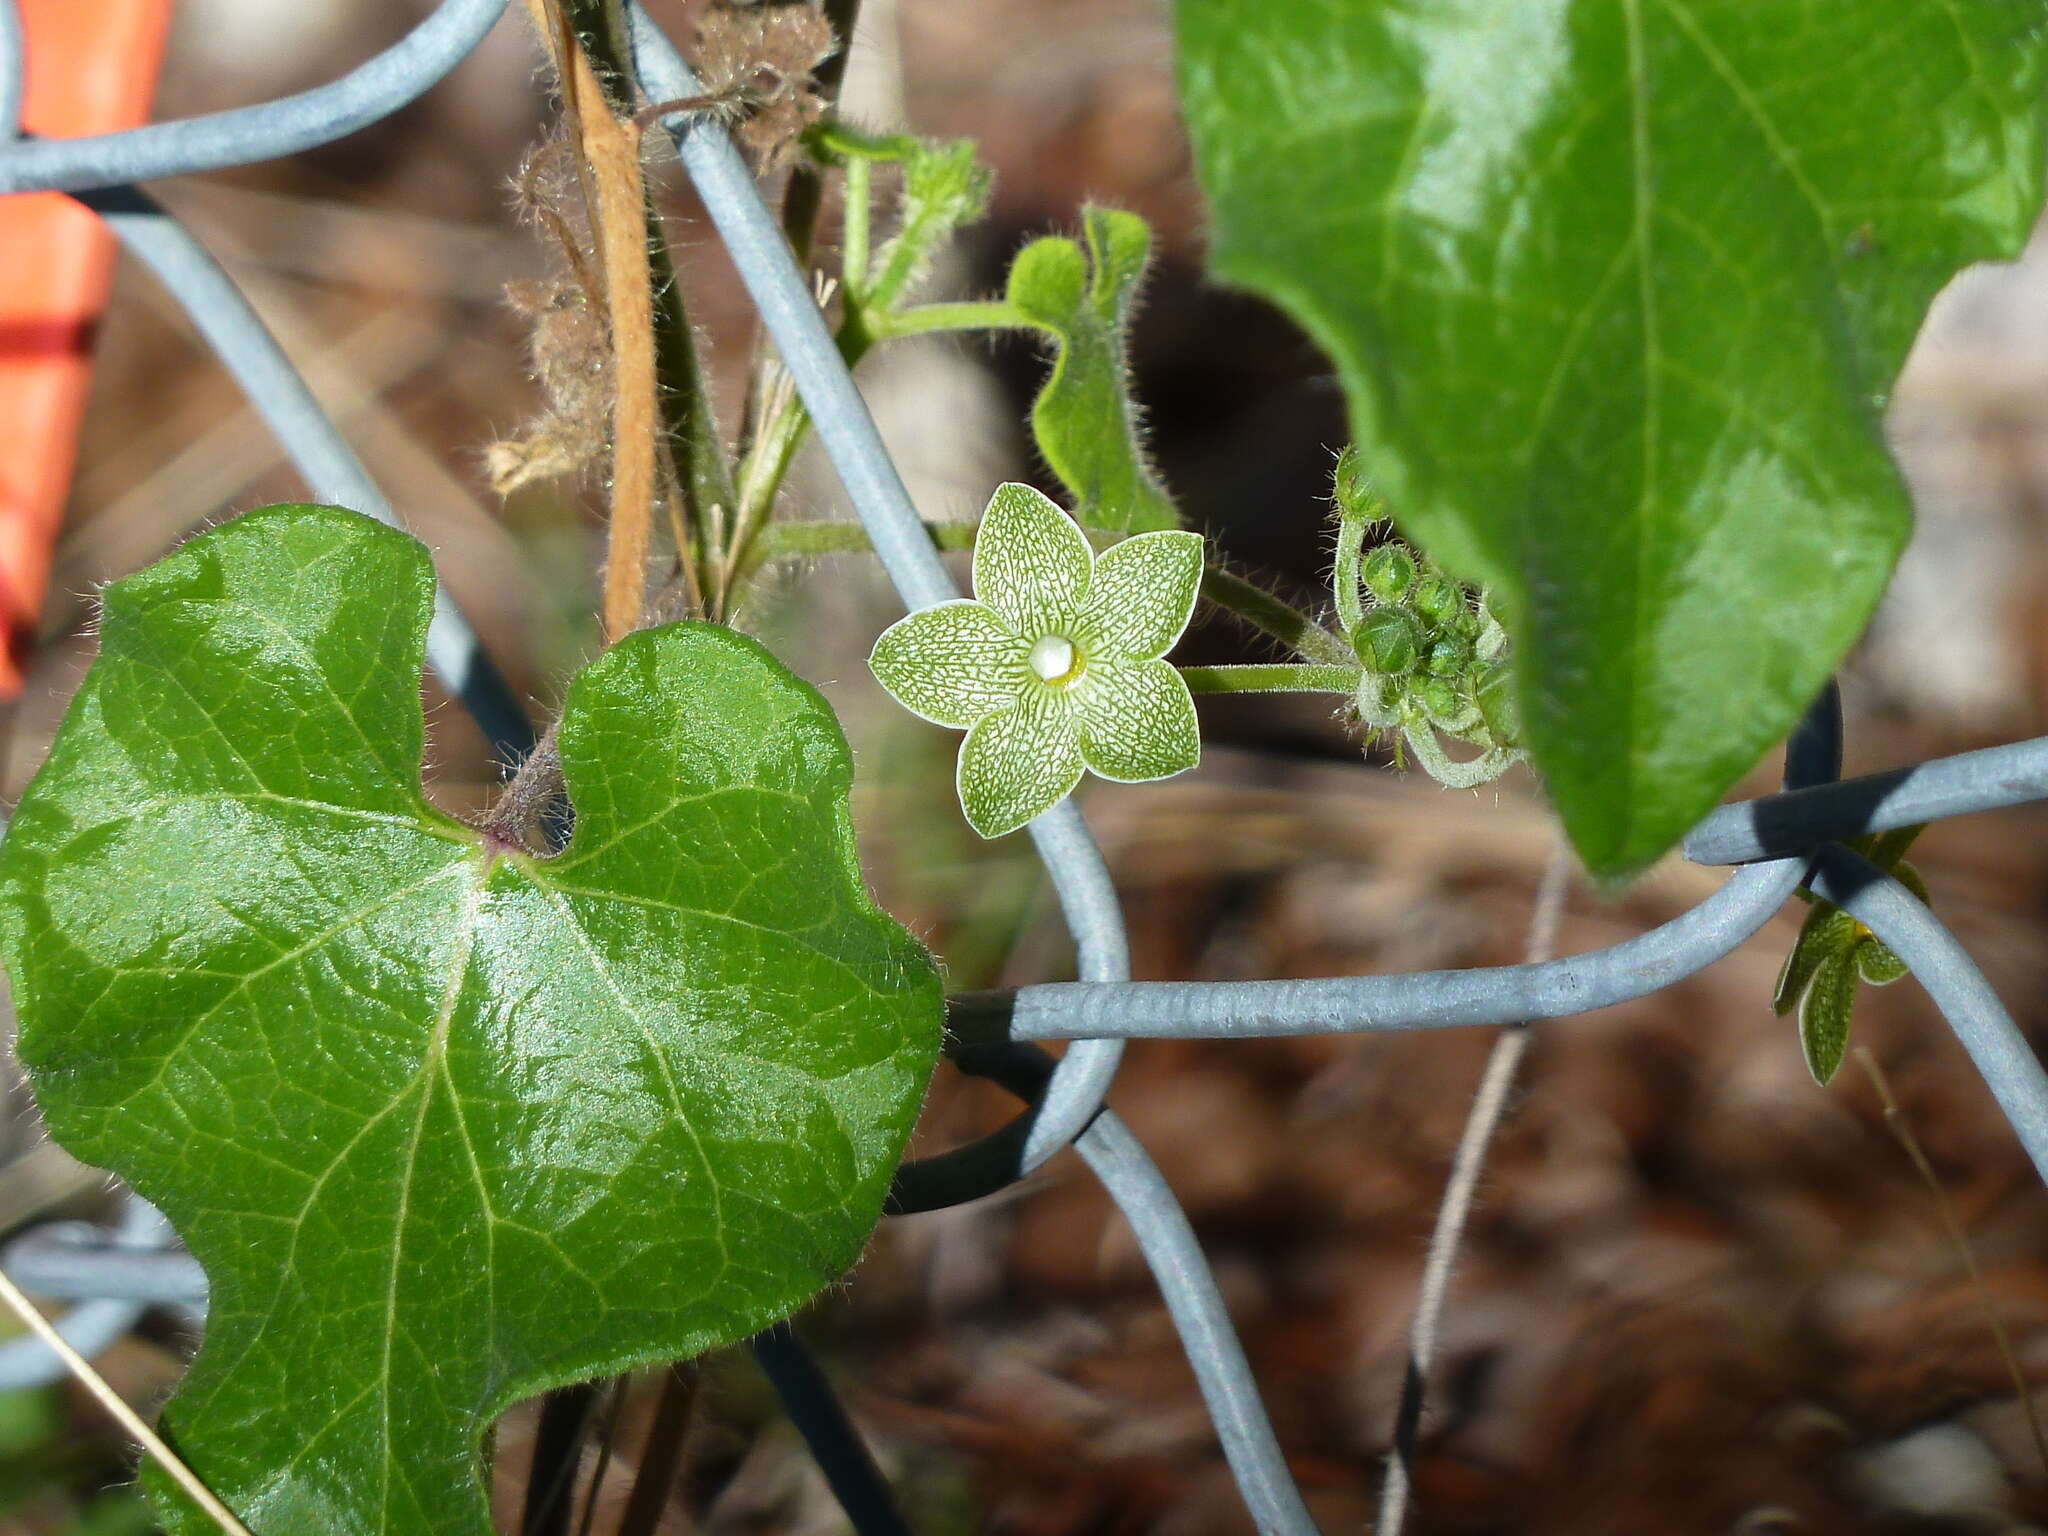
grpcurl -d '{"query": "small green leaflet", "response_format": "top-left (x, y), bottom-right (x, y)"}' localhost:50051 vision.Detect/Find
top-left (1773, 826), bottom-right (1928, 1085)
top-left (811, 124), bottom-right (992, 312)
top-left (0, 506), bottom-right (942, 1534)
top-left (1009, 207), bottom-right (1181, 533)
top-left (1175, 0), bottom-right (2048, 879)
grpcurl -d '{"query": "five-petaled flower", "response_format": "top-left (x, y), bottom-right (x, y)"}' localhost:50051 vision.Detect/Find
top-left (869, 483), bottom-right (1205, 838)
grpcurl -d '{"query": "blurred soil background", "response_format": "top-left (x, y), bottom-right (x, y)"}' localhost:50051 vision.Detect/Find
top-left (7, 1), bottom-right (2048, 1532)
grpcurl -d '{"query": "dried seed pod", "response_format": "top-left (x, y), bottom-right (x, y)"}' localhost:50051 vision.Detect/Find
top-left (484, 278), bottom-right (613, 495)
top-left (694, 0), bottom-right (837, 170)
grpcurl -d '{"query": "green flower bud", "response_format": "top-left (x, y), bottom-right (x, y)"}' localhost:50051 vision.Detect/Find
top-left (1424, 635), bottom-right (1472, 677)
top-left (1353, 608), bottom-right (1422, 675)
top-left (1475, 662), bottom-right (1520, 745)
top-left (1333, 445), bottom-right (1375, 514)
top-left (1414, 676), bottom-right (1463, 724)
top-left (1360, 545), bottom-right (1416, 605)
top-left (1412, 574), bottom-right (1468, 632)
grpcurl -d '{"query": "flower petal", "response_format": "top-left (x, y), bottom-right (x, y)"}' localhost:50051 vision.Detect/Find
top-left (973, 483), bottom-right (1093, 634)
top-left (957, 689), bottom-right (1083, 838)
top-left (1854, 936), bottom-right (1910, 987)
top-left (1772, 903), bottom-right (1862, 1016)
top-left (1797, 952), bottom-right (1859, 1086)
top-left (1080, 529), bottom-right (1203, 660)
top-left (1074, 659), bottom-right (1199, 783)
top-left (870, 600), bottom-right (1027, 728)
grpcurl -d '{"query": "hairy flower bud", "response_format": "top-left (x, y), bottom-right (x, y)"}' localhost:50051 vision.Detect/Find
top-left (1333, 444), bottom-right (1376, 516)
top-left (1424, 635), bottom-right (1472, 677)
top-left (1475, 662), bottom-right (1520, 745)
top-left (1411, 573), bottom-right (1467, 632)
top-left (1353, 608), bottom-right (1422, 675)
top-left (1360, 544), bottom-right (1416, 605)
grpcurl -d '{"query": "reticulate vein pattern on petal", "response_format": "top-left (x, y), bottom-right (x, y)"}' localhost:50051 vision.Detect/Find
top-left (867, 483), bottom-right (1203, 837)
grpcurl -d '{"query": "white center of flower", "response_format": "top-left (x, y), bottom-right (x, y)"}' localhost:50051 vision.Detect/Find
top-left (1027, 633), bottom-right (1078, 684)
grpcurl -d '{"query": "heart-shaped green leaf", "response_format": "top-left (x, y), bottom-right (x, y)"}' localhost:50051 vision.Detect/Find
top-left (1175, 0), bottom-right (2048, 878)
top-left (0, 505), bottom-right (942, 1534)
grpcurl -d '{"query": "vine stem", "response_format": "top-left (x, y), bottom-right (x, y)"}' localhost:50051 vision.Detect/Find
top-left (747, 516), bottom-right (976, 564)
top-left (1179, 664), bottom-right (1357, 694)
top-left (775, 0), bottom-right (862, 270)
top-left (532, 1), bottom-right (658, 642)
top-left (0, 1265), bottom-right (254, 1536)
top-left (1855, 1047), bottom-right (2048, 1475)
top-left (1200, 567), bottom-right (1352, 667)
top-left (1332, 497), bottom-right (1369, 637)
top-left (1378, 835), bottom-right (1573, 1536)
top-left (869, 298), bottom-right (1024, 339)
top-left (733, 0), bottom-right (865, 611)
top-left (840, 152), bottom-right (872, 301)
top-left (727, 297), bottom-right (1024, 597)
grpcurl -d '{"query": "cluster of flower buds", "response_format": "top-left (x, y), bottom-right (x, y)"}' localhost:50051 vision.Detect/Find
top-left (1331, 448), bottom-right (1522, 789)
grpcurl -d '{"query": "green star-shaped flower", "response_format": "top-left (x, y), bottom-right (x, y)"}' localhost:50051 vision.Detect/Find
top-left (869, 482), bottom-right (1204, 838)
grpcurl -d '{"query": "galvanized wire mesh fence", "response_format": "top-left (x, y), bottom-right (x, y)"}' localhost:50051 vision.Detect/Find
top-left (3, 3), bottom-right (2048, 1532)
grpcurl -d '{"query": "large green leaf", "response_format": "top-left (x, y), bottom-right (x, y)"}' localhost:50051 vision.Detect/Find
top-left (1176, 0), bottom-right (2047, 877)
top-left (0, 506), bottom-right (942, 1534)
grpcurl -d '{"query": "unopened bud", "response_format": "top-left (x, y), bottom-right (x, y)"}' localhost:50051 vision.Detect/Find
top-left (1353, 608), bottom-right (1422, 675)
top-left (1414, 677), bottom-right (1463, 724)
top-left (1424, 635), bottom-right (1472, 677)
top-left (1412, 574), bottom-right (1467, 632)
top-left (1475, 663), bottom-right (1520, 745)
top-left (1333, 445), bottom-right (1375, 514)
top-left (1360, 545), bottom-right (1416, 605)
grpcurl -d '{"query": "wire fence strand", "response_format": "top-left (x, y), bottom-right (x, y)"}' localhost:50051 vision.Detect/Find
top-left (0, 0), bottom-right (511, 194)
top-left (77, 181), bottom-right (533, 756)
top-left (629, 5), bottom-right (1133, 1179)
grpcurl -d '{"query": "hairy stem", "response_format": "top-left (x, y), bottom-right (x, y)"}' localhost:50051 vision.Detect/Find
top-left (547, 0), bottom-right (734, 628)
top-left (1332, 499), bottom-right (1367, 637)
top-left (776, 0), bottom-right (862, 268)
top-left (734, 0), bottom-right (864, 596)
top-left (590, 127), bottom-right (657, 641)
top-left (1179, 664), bottom-right (1359, 694)
top-left (532, 2), bottom-right (662, 640)
top-left (481, 722), bottom-right (565, 856)
top-left (749, 516), bottom-right (976, 562)
top-left (871, 298), bottom-right (1024, 340)
top-left (1399, 725), bottom-right (1517, 790)
top-left (1200, 567), bottom-right (1353, 667)
top-left (840, 152), bottom-right (873, 302)
top-left (649, 221), bottom-right (734, 620)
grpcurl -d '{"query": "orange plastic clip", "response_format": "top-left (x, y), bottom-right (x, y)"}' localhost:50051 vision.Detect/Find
top-left (0, 0), bottom-right (172, 696)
